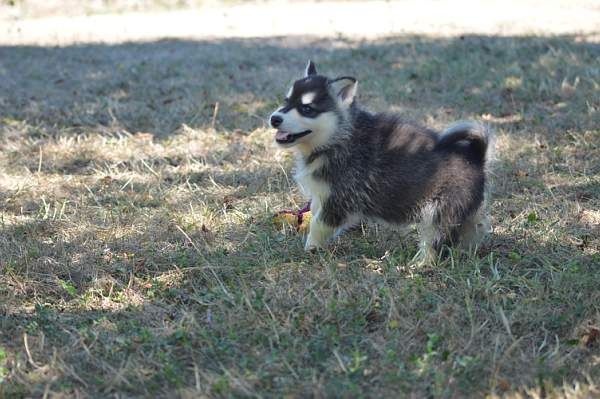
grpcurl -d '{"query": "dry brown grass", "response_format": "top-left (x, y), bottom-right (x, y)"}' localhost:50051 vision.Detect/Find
top-left (1, 1), bottom-right (599, 397)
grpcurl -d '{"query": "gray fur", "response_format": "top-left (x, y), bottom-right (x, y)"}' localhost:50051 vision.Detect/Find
top-left (270, 62), bottom-right (493, 259)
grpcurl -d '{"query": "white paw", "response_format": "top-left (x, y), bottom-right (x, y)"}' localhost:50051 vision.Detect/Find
top-left (304, 237), bottom-right (324, 252)
top-left (413, 247), bottom-right (437, 266)
top-left (304, 244), bottom-right (316, 252)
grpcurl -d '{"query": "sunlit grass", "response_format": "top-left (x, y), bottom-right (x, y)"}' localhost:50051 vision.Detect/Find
top-left (0, 30), bottom-right (599, 397)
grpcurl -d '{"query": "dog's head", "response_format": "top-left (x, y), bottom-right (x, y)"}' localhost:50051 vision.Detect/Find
top-left (269, 61), bottom-right (357, 151)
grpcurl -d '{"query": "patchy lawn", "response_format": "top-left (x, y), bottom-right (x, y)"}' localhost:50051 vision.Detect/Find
top-left (0, 4), bottom-right (599, 397)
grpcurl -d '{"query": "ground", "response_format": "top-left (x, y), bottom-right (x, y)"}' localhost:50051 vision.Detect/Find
top-left (0, 1), bottom-right (599, 397)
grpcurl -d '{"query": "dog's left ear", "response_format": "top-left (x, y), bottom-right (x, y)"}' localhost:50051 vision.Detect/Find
top-left (304, 60), bottom-right (317, 77)
top-left (329, 77), bottom-right (358, 107)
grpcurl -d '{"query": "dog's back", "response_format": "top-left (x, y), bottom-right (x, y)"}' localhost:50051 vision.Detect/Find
top-left (318, 108), bottom-right (491, 256)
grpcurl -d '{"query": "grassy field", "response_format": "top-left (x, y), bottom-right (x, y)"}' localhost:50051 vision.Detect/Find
top-left (1, 5), bottom-right (600, 397)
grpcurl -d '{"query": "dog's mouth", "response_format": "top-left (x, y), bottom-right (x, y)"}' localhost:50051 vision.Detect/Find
top-left (275, 130), bottom-right (312, 144)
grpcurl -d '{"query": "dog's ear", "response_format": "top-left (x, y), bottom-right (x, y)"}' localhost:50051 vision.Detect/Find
top-left (304, 60), bottom-right (317, 77)
top-left (329, 77), bottom-right (358, 107)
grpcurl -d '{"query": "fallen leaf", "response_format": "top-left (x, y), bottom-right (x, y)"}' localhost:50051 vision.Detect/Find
top-left (576, 191), bottom-right (593, 202)
top-left (497, 378), bottom-right (511, 391)
top-left (365, 309), bottom-right (383, 331)
top-left (134, 258), bottom-right (146, 272)
top-left (100, 175), bottom-right (113, 186)
top-left (580, 326), bottom-right (600, 348)
top-left (223, 195), bottom-right (235, 209)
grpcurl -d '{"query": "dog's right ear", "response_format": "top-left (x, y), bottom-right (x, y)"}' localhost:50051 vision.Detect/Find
top-left (329, 77), bottom-right (358, 107)
top-left (304, 60), bottom-right (317, 77)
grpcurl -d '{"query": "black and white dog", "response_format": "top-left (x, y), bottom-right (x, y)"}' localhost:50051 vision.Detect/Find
top-left (270, 61), bottom-right (492, 263)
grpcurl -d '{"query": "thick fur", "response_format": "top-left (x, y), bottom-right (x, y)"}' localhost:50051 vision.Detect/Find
top-left (437, 121), bottom-right (490, 163)
top-left (270, 61), bottom-right (493, 260)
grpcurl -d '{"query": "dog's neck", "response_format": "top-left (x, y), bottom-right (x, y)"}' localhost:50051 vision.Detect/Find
top-left (304, 147), bottom-right (329, 165)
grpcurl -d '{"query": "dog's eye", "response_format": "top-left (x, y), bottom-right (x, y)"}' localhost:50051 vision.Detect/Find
top-left (299, 104), bottom-right (316, 116)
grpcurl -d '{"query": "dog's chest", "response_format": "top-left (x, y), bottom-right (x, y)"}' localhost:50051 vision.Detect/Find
top-left (294, 157), bottom-right (331, 203)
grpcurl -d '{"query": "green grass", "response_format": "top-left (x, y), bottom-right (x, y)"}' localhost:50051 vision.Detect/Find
top-left (0, 32), bottom-right (599, 397)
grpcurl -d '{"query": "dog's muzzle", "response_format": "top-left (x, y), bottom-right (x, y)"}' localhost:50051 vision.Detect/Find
top-left (275, 130), bottom-right (312, 144)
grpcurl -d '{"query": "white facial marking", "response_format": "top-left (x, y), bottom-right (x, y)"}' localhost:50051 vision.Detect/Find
top-left (276, 108), bottom-right (304, 134)
top-left (301, 92), bottom-right (316, 105)
top-left (299, 112), bottom-right (337, 150)
top-left (272, 94), bottom-right (338, 152)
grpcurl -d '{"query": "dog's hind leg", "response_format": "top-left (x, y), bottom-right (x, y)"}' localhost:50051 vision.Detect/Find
top-left (416, 194), bottom-right (491, 264)
top-left (415, 200), bottom-right (473, 265)
top-left (457, 200), bottom-right (492, 251)
top-left (415, 202), bottom-right (444, 265)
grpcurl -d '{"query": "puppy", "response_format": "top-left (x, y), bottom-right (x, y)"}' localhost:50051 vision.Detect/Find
top-left (270, 61), bottom-right (492, 262)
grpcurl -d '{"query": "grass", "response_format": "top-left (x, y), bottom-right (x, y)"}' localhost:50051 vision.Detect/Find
top-left (0, 30), bottom-right (599, 397)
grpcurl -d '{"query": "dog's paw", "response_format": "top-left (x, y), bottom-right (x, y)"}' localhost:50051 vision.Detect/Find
top-left (304, 239), bottom-right (323, 252)
top-left (304, 245), bottom-right (318, 253)
top-left (304, 243), bottom-right (317, 252)
top-left (412, 248), bottom-right (437, 267)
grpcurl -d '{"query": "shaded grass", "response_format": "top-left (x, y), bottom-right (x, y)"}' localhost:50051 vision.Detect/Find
top-left (0, 33), bottom-right (599, 397)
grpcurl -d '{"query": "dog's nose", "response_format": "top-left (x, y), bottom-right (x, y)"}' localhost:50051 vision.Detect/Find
top-left (270, 115), bottom-right (283, 128)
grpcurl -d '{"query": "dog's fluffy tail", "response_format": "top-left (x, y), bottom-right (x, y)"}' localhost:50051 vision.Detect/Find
top-left (436, 121), bottom-right (494, 164)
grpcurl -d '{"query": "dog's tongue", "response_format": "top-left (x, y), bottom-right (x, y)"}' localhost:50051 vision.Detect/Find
top-left (275, 131), bottom-right (291, 141)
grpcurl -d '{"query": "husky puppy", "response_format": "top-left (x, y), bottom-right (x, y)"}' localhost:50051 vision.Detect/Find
top-left (270, 61), bottom-right (492, 262)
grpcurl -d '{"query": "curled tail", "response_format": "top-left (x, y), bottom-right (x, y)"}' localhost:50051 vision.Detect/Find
top-left (436, 121), bottom-right (493, 164)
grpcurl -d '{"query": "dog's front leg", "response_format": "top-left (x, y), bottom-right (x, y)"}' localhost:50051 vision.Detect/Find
top-left (304, 216), bottom-right (335, 251)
